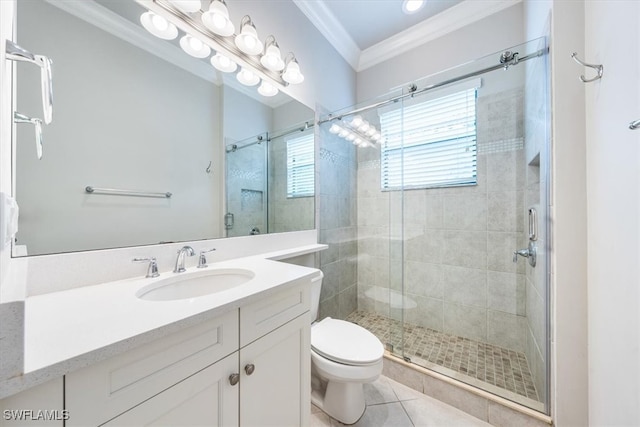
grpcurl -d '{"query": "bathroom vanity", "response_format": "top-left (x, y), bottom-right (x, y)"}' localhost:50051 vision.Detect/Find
top-left (0, 248), bottom-right (323, 426)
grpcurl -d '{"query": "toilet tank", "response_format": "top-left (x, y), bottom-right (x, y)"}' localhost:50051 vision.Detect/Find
top-left (310, 271), bottom-right (324, 322)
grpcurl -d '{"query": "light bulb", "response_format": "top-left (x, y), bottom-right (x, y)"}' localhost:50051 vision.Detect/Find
top-left (212, 13), bottom-right (226, 29)
top-left (210, 53), bottom-right (237, 73)
top-left (258, 81), bottom-right (278, 97)
top-left (338, 129), bottom-right (349, 138)
top-left (350, 115), bottom-right (363, 127)
top-left (329, 124), bottom-right (341, 134)
top-left (180, 35), bottom-right (211, 58)
top-left (372, 133), bottom-right (381, 141)
top-left (345, 134), bottom-right (356, 142)
top-left (189, 37), bottom-right (202, 50)
top-left (237, 67), bottom-right (260, 86)
top-left (366, 128), bottom-right (376, 136)
top-left (152, 14), bottom-right (168, 31)
top-left (354, 138), bottom-right (363, 145)
top-left (235, 17), bottom-right (263, 55)
top-left (358, 123), bottom-right (371, 133)
top-left (202, 0), bottom-right (234, 36)
top-left (402, 0), bottom-right (425, 14)
top-left (282, 57), bottom-right (304, 84)
top-left (140, 11), bottom-right (178, 40)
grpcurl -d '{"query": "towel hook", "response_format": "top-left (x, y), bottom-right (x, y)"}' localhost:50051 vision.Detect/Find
top-left (571, 52), bottom-right (603, 83)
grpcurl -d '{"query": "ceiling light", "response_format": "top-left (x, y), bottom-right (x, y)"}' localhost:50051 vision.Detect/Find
top-left (402, 0), bottom-right (425, 14)
top-left (210, 52), bottom-right (237, 73)
top-left (350, 115), bottom-right (363, 127)
top-left (168, 0), bottom-right (201, 13)
top-left (237, 67), bottom-right (260, 86)
top-left (258, 81), bottom-right (278, 97)
top-left (179, 35), bottom-right (211, 58)
top-left (282, 53), bottom-right (304, 84)
top-left (235, 16), bottom-right (263, 55)
top-left (140, 11), bottom-right (178, 40)
top-left (201, 0), bottom-right (234, 36)
top-left (345, 134), bottom-right (356, 142)
top-left (260, 35), bottom-right (285, 71)
top-left (338, 129), bottom-right (349, 138)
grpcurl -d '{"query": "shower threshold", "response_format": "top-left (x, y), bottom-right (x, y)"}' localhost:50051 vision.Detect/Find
top-left (346, 310), bottom-right (543, 411)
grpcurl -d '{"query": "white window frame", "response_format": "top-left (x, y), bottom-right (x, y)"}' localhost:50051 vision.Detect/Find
top-left (380, 79), bottom-right (480, 191)
top-left (286, 131), bottom-right (314, 198)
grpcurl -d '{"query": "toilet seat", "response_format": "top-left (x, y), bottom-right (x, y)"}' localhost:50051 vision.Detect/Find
top-left (311, 318), bottom-right (384, 366)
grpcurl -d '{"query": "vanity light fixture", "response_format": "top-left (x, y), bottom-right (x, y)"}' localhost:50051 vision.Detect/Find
top-left (140, 11), bottom-right (178, 40)
top-left (210, 52), bottom-right (238, 73)
top-left (140, 0), bottom-right (305, 99)
top-left (257, 81), bottom-right (278, 97)
top-left (282, 53), bottom-right (304, 84)
top-left (235, 16), bottom-right (263, 55)
top-left (236, 67), bottom-right (260, 86)
top-left (168, 0), bottom-right (202, 13)
top-left (402, 0), bottom-right (425, 14)
top-left (201, 0), bottom-right (235, 37)
top-left (179, 35), bottom-right (211, 58)
top-left (260, 36), bottom-right (285, 71)
top-left (328, 116), bottom-right (380, 148)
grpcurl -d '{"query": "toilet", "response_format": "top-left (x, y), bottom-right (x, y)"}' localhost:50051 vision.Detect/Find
top-left (310, 272), bottom-right (384, 424)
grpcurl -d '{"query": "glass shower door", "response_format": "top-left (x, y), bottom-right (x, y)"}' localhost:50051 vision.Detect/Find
top-left (224, 133), bottom-right (268, 237)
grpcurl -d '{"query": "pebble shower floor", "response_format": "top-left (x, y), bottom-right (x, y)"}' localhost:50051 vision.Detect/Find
top-left (346, 310), bottom-right (540, 402)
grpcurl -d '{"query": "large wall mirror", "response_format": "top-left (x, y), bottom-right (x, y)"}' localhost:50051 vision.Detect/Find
top-left (13, 0), bottom-right (315, 257)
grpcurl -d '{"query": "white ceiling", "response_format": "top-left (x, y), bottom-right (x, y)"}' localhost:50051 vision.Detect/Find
top-left (293, 0), bottom-right (522, 72)
top-left (322, 0), bottom-right (464, 50)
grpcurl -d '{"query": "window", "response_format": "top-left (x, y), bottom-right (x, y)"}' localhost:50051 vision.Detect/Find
top-left (286, 132), bottom-right (314, 198)
top-left (380, 82), bottom-right (478, 190)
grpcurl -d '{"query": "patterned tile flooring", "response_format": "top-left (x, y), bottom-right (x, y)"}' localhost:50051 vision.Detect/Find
top-left (346, 310), bottom-right (540, 402)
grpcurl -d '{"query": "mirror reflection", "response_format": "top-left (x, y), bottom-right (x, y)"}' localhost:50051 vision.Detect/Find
top-left (14, 0), bottom-right (315, 257)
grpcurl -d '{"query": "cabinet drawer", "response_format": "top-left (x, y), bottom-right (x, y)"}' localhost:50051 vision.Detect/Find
top-left (240, 282), bottom-right (309, 347)
top-left (66, 310), bottom-right (238, 427)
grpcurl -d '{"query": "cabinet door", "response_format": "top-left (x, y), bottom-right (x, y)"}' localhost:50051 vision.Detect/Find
top-left (103, 353), bottom-right (239, 427)
top-left (239, 312), bottom-right (310, 427)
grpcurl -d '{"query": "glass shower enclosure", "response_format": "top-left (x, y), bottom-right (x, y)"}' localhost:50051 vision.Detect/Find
top-left (318, 38), bottom-right (550, 413)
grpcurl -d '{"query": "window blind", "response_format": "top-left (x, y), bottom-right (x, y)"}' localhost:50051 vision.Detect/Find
top-left (380, 87), bottom-right (477, 190)
top-left (286, 133), bottom-right (314, 198)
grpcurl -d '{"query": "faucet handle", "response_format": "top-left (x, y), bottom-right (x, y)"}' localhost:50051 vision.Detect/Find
top-left (132, 257), bottom-right (160, 278)
top-left (197, 248), bottom-right (216, 269)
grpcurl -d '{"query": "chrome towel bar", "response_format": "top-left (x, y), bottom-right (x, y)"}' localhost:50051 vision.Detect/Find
top-left (85, 186), bottom-right (172, 198)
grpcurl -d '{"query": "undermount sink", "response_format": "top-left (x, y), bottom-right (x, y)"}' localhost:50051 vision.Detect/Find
top-left (136, 268), bottom-right (255, 301)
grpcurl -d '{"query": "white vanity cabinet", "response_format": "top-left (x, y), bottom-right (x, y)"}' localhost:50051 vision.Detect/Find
top-left (64, 281), bottom-right (310, 427)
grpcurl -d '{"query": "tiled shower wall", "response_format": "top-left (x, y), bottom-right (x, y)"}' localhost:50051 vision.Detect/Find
top-left (317, 119), bottom-right (358, 321)
top-left (356, 88), bottom-right (529, 353)
top-left (268, 136), bottom-right (315, 233)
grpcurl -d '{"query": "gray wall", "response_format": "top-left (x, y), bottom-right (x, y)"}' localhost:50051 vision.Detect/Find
top-left (16, 0), bottom-right (222, 255)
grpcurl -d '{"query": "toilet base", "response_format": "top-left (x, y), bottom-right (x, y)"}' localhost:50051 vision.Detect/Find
top-left (311, 379), bottom-right (366, 425)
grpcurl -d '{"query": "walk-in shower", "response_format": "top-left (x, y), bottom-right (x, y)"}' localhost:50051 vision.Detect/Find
top-left (225, 122), bottom-right (316, 237)
top-left (317, 38), bottom-right (550, 413)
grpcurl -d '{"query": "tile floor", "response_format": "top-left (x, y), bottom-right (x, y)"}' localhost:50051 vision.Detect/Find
top-left (346, 311), bottom-right (540, 402)
top-left (310, 375), bottom-right (491, 426)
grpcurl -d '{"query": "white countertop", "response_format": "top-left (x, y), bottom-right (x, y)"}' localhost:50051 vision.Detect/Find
top-left (0, 244), bottom-right (326, 399)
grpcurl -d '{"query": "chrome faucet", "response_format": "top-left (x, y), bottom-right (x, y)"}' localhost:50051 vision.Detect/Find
top-left (174, 246), bottom-right (195, 273)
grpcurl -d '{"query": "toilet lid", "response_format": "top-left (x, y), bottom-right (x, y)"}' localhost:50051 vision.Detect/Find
top-left (311, 318), bottom-right (384, 366)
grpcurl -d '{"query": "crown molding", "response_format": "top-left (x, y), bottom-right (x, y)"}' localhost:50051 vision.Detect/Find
top-left (291, 0), bottom-right (361, 70)
top-left (357, 0), bottom-right (522, 71)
